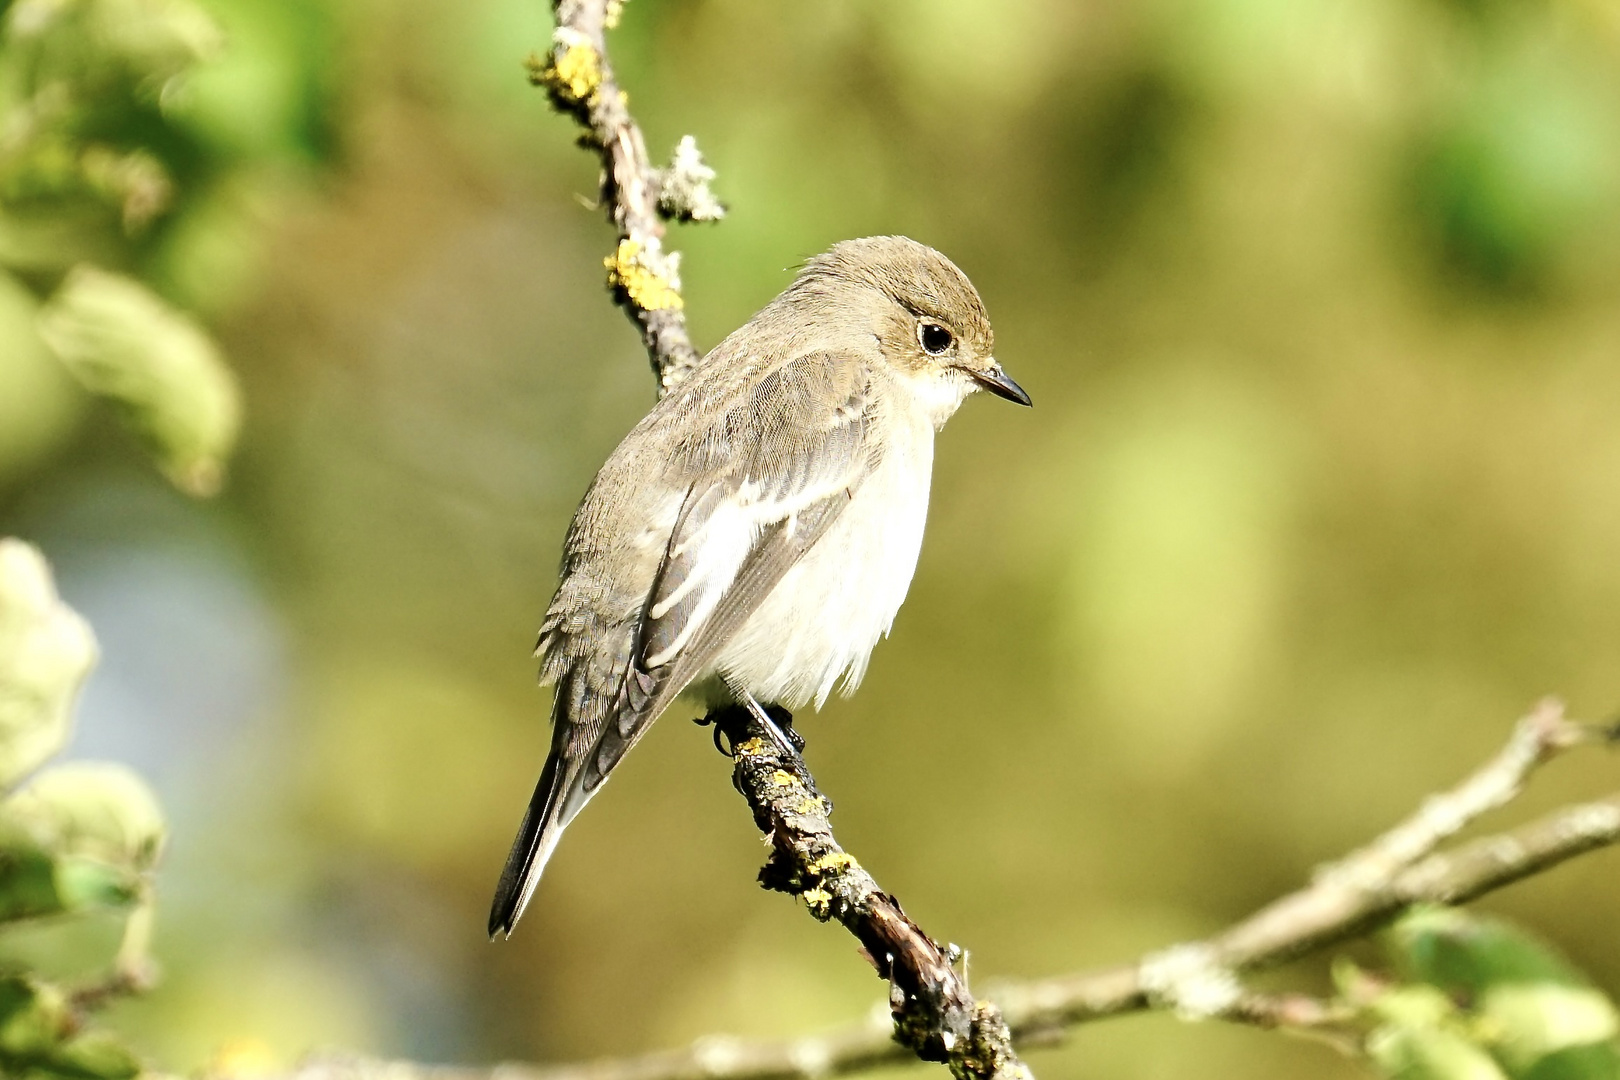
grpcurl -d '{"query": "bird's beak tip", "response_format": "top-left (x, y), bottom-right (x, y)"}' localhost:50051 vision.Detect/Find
top-left (970, 364), bottom-right (1032, 407)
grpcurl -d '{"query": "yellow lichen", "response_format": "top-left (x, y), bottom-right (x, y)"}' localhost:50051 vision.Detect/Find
top-left (734, 737), bottom-right (766, 756)
top-left (543, 39), bottom-right (602, 105)
top-left (769, 769), bottom-right (798, 789)
top-left (809, 851), bottom-right (856, 877)
top-left (802, 887), bottom-right (832, 915)
top-left (793, 795), bottom-right (823, 815)
top-left (604, 239), bottom-right (684, 311)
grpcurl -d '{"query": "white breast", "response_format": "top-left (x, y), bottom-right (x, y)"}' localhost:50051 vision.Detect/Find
top-left (712, 398), bottom-right (939, 709)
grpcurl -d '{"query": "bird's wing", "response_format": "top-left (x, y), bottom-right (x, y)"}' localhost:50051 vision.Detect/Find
top-left (585, 351), bottom-right (879, 790)
top-left (489, 352), bottom-right (878, 935)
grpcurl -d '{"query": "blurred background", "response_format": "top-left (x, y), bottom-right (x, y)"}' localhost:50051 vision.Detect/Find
top-left (2, 0), bottom-right (1620, 1077)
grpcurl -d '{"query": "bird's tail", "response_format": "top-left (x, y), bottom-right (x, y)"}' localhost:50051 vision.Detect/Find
top-left (487, 738), bottom-right (586, 938)
top-left (490, 617), bottom-right (682, 937)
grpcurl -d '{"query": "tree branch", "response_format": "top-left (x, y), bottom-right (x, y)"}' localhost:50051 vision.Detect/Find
top-left (706, 705), bottom-right (1030, 1080)
top-left (528, 0), bottom-right (722, 393)
top-left (280, 700), bottom-right (1618, 1080)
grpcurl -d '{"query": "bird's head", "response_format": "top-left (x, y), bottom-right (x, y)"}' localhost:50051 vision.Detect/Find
top-left (795, 236), bottom-right (1031, 412)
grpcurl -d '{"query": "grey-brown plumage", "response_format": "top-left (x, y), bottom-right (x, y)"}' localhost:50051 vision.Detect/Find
top-left (489, 236), bottom-right (1029, 936)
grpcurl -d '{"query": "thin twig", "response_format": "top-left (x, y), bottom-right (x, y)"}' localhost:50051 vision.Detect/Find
top-left (281, 702), bottom-right (1618, 1080)
top-left (1310, 697), bottom-right (1589, 892)
top-left (68, 895), bottom-right (158, 1015)
top-left (529, 0), bottom-right (722, 393)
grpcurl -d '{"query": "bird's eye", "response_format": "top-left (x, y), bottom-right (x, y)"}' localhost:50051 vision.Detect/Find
top-left (917, 321), bottom-right (954, 356)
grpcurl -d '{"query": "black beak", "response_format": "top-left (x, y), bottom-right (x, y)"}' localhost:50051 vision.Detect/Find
top-left (969, 362), bottom-right (1032, 407)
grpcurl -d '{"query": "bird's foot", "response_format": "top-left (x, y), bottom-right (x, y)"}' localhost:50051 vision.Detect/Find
top-left (740, 693), bottom-right (806, 762)
top-left (695, 699), bottom-right (806, 759)
top-left (762, 704), bottom-right (805, 753)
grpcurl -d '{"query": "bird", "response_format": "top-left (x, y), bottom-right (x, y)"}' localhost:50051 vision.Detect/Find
top-left (489, 235), bottom-right (1030, 937)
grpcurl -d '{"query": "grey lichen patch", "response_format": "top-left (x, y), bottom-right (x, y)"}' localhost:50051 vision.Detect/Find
top-left (657, 135), bottom-right (725, 223)
top-left (1559, 801), bottom-right (1620, 842)
top-left (1139, 942), bottom-right (1242, 1021)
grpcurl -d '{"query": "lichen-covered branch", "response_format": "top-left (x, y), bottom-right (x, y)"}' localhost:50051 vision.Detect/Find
top-left (707, 705), bottom-right (1031, 1080)
top-left (528, 0), bottom-right (723, 393)
top-left (279, 701), bottom-right (1618, 1080)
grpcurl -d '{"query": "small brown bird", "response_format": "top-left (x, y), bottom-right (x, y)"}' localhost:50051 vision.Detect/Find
top-left (490, 236), bottom-right (1029, 936)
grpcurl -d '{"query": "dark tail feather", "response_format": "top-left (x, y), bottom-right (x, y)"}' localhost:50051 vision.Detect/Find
top-left (489, 662), bottom-right (672, 938)
top-left (488, 746), bottom-right (578, 938)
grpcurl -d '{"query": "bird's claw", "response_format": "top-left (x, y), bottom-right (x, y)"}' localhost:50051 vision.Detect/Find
top-left (693, 710), bottom-right (737, 756)
top-left (695, 699), bottom-right (807, 761)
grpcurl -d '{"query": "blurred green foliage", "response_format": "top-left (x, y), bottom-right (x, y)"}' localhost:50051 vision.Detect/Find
top-left (1353, 908), bottom-right (1620, 1080)
top-left (0, 538), bottom-right (94, 784)
top-left (0, 539), bottom-right (163, 1080)
top-left (0, 0), bottom-right (1618, 1078)
top-left (1404, 8), bottom-right (1620, 293)
top-left (0, 974), bottom-right (141, 1080)
top-left (0, 0), bottom-right (337, 493)
top-left (36, 264), bottom-right (240, 495)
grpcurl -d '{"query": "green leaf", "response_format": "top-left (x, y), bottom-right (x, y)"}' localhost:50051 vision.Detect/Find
top-left (84, 0), bottom-right (225, 84)
top-left (1371, 984), bottom-right (1468, 1031)
top-left (0, 833), bottom-right (143, 923)
top-left (36, 265), bottom-right (240, 496)
top-left (1369, 1025), bottom-right (1512, 1080)
top-left (1386, 909), bottom-right (1620, 1078)
top-left (0, 763), bottom-right (162, 920)
top-left (51, 857), bottom-right (139, 911)
top-left (0, 974), bottom-right (69, 1060)
top-left (1, 0), bottom-right (223, 94)
top-left (0, 540), bottom-right (96, 790)
top-left (48, 1030), bottom-right (143, 1080)
top-left (1393, 908), bottom-right (1590, 991)
top-left (0, 975), bottom-right (142, 1079)
top-left (1479, 985), bottom-right (1619, 1075)
top-left (0, 274), bottom-right (85, 489)
top-left (1519, 1043), bottom-right (1620, 1080)
top-left (0, 844), bottom-right (72, 922)
top-left (3, 763), bottom-right (166, 873)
